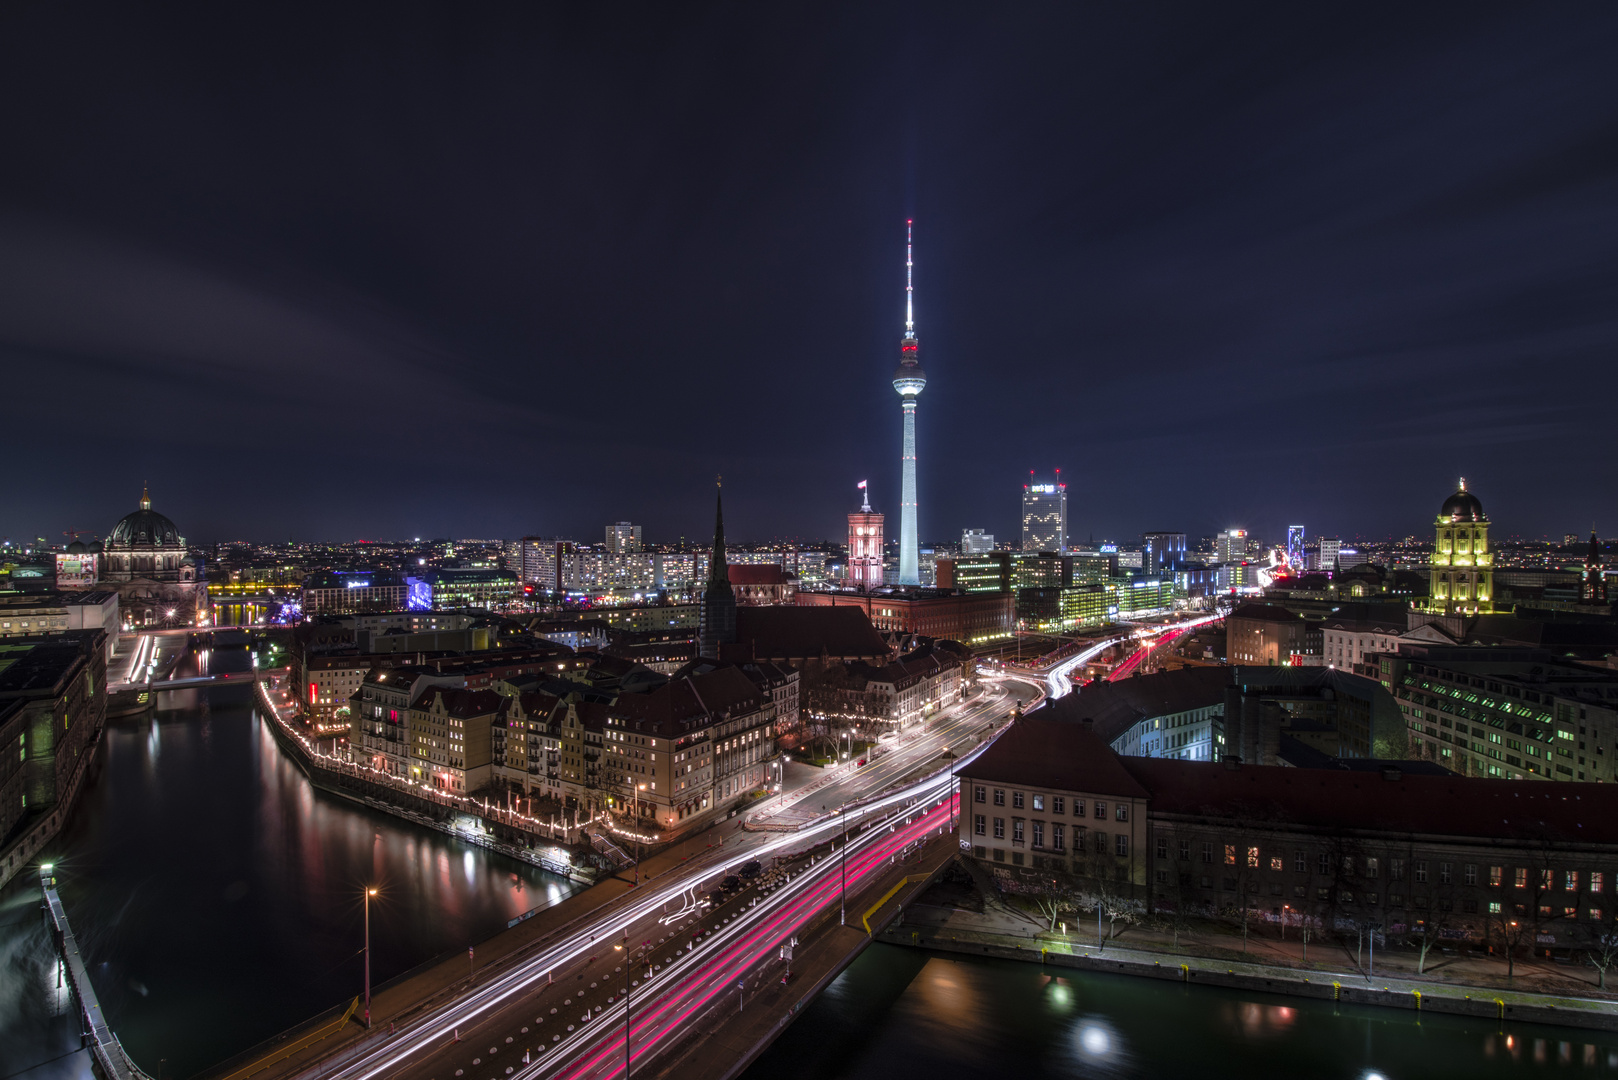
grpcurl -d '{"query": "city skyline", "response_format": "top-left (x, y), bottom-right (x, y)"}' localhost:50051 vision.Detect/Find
top-left (2, 6), bottom-right (1617, 544)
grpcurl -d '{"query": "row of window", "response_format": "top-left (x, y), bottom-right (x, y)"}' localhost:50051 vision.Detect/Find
top-left (975, 815), bottom-right (1130, 855)
top-left (974, 786), bottom-right (1128, 821)
top-left (1155, 840), bottom-right (1610, 893)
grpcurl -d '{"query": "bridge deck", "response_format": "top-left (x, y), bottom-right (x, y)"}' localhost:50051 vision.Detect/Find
top-left (652, 830), bottom-right (959, 1080)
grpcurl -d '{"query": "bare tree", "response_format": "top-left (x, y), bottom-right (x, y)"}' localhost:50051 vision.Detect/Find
top-left (1581, 902), bottom-right (1618, 991)
top-left (1485, 907), bottom-right (1532, 980)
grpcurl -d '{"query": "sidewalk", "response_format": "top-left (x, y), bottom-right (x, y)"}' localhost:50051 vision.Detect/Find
top-left (888, 877), bottom-right (1618, 1032)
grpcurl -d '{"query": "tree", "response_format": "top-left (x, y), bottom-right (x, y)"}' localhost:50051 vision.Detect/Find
top-left (1075, 837), bottom-right (1141, 950)
top-left (1485, 909), bottom-right (1532, 980)
top-left (1583, 923), bottom-right (1618, 990)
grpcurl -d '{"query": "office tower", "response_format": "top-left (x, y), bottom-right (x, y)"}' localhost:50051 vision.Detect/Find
top-left (961, 528), bottom-right (995, 554)
top-left (1141, 532), bottom-right (1187, 574)
top-left (1286, 525), bottom-right (1305, 571)
top-left (892, 221), bottom-right (926, 586)
top-left (1022, 470), bottom-right (1067, 553)
top-left (605, 522), bottom-right (643, 554)
top-left (847, 482), bottom-right (885, 590)
top-left (1215, 529), bottom-right (1248, 564)
top-left (1317, 537), bottom-right (1342, 572)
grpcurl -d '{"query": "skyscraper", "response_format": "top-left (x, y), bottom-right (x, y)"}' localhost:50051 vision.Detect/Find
top-left (847, 482), bottom-right (885, 590)
top-left (1317, 537), bottom-right (1342, 573)
top-left (605, 522), bottom-right (643, 554)
top-left (1141, 532), bottom-right (1187, 573)
top-left (892, 221), bottom-right (926, 586)
top-left (1021, 470), bottom-right (1067, 553)
top-left (698, 478), bottom-right (736, 659)
top-left (1216, 529), bottom-right (1248, 564)
top-left (1286, 525), bottom-right (1305, 572)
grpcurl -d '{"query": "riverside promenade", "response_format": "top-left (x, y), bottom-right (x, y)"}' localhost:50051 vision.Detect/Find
top-left (885, 872), bottom-right (1618, 1032)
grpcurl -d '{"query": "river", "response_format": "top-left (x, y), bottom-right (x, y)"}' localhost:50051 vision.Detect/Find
top-left (0, 656), bottom-right (579, 1080)
top-left (742, 943), bottom-right (1618, 1079)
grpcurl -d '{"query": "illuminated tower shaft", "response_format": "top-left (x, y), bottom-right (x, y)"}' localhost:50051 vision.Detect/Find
top-left (892, 221), bottom-right (926, 586)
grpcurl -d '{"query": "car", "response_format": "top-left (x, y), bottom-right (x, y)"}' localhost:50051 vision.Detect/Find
top-left (740, 860), bottom-right (762, 879)
top-left (856, 758), bottom-right (866, 767)
top-left (721, 875), bottom-right (741, 892)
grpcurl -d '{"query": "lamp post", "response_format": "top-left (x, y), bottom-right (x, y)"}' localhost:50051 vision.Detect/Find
top-left (839, 803), bottom-right (848, 925)
top-left (630, 782), bottom-right (647, 885)
top-left (614, 940), bottom-right (647, 1077)
top-left (363, 886), bottom-right (378, 1028)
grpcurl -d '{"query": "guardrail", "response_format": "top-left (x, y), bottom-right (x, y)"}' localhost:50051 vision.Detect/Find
top-left (40, 867), bottom-right (153, 1080)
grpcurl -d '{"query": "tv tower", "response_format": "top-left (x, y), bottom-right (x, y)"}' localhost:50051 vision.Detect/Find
top-left (892, 220), bottom-right (926, 587)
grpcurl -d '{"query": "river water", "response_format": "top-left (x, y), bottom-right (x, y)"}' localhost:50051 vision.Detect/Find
top-left (7, 659), bottom-right (1618, 1080)
top-left (743, 943), bottom-right (1618, 1080)
top-left (0, 664), bottom-right (578, 1079)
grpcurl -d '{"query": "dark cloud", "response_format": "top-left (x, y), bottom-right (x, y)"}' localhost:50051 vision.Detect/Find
top-left (2, 2), bottom-right (1616, 546)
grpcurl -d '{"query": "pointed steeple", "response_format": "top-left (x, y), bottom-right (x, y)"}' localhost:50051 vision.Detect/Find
top-left (698, 475), bottom-right (737, 659)
top-left (140, 484), bottom-right (152, 511)
top-left (709, 475), bottom-right (729, 584)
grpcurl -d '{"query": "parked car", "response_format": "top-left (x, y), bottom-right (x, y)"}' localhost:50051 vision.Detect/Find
top-left (740, 860), bottom-right (762, 879)
top-left (721, 875), bottom-right (742, 892)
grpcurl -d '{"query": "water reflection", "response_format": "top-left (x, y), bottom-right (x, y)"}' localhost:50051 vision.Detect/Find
top-left (0, 678), bottom-right (579, 1080)
top-left (744, 945), bottom-right (1618, 1080)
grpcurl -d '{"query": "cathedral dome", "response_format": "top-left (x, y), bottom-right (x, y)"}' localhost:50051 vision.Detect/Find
top-left (108, 487), bottom-right (182, 549)
top-left (1439, 480), bottom-right (1486, 522)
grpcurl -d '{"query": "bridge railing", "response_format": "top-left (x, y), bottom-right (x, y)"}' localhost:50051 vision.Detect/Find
top-left (40, 867), bottom-right (147, 1080)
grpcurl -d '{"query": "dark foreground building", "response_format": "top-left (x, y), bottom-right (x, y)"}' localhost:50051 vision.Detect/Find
top-left (959, 715), bottom-right (1618, 953)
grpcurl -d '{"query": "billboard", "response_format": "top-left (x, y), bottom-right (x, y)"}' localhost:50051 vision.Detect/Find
top-left (55, 552), bottom-right (99, 588)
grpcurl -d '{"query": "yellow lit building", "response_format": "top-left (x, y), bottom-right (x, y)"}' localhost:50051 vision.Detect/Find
top-left (1427, 478), bottom-right (1493, 615)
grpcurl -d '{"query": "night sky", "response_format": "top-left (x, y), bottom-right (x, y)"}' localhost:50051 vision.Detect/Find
top-left (3, 4), bottom-right (1617, 547)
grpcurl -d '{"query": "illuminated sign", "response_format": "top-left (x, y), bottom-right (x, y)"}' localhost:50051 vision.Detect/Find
top-left (345, 580), bottom-right (370, 588)
top-left (55, 553), bottom-right (98, 587)
top-left (1028, 484), bottom-right (1057, 494)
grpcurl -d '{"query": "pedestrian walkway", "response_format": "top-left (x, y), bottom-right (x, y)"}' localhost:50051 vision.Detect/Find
top-left (892, 883), bottom-right (1618, 1031)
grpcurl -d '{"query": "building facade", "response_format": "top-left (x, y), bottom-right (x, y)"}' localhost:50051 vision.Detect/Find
top-left (847, 490), bottom-right (886, 590)
top-left (1427, 479), bottom-right (1493, 615)
top-left (1022, 473), bottom-right (1067, 553)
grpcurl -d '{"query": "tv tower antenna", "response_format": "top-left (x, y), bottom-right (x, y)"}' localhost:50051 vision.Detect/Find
top-left (905, 220), bottom-right (914, 334)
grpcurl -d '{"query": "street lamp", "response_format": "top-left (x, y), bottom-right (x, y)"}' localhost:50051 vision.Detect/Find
top-left (839, 803), bottom-right (848, 925)
top-left (628, 781), bottom-right (647, 885)
top-left (363, 886), bottom-right (379, 1028)
top-left (614, 940), bottom-right (648, 1077)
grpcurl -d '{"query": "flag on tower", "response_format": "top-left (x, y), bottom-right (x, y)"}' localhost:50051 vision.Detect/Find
top-left (857, 480), bottom-right (867, 490)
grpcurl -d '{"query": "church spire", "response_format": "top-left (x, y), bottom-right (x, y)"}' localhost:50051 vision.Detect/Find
top-left (698, 475), bottom-right (738, 659)
top-left (709, 475), bottom-right (729, 584)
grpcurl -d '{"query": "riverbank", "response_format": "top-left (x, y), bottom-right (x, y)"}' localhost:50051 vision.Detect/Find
top-left (885, 868), bottom-right (1618, 1033)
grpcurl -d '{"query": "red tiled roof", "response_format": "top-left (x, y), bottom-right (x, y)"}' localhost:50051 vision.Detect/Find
top-left (957, 717), bottom-right (1150, 799)
top-left (1122, 757), bottom-right (1618, 844)
top-left (733, 606), bottom-right (888, 660)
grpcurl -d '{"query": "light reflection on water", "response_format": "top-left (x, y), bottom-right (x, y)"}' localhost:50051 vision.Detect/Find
top-left (745, 945), bottom-right (1618, 1080)
top-left (0, 673), bottom-right (579, 1080)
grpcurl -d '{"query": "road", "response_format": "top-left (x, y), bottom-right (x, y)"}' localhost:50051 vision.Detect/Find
top-left (292, 677), bottom-right (1040, 1080)
top-left (748, 677), bottom-right (1032, 829)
